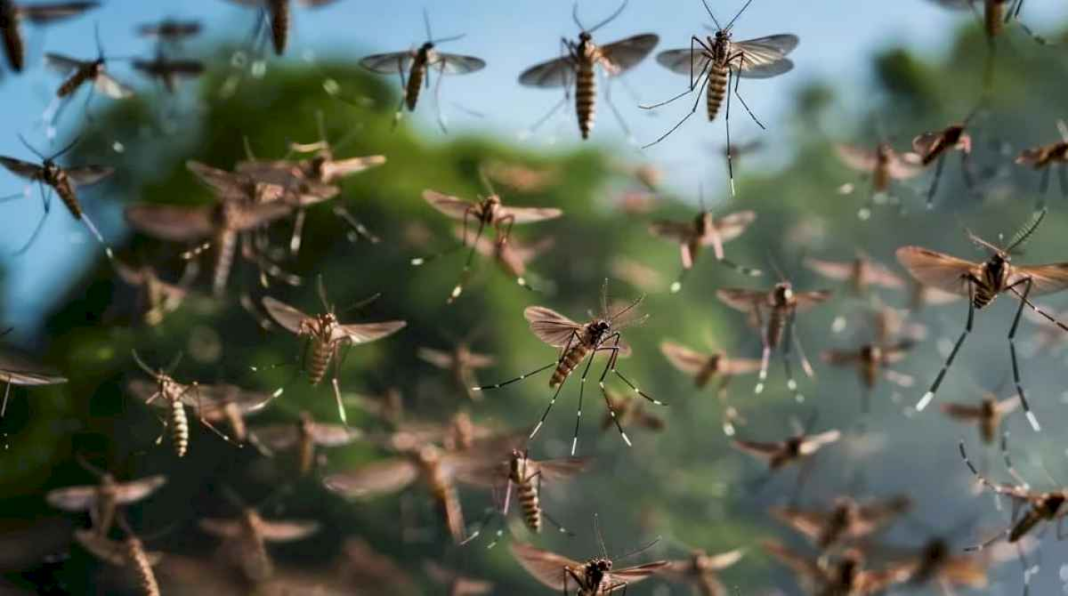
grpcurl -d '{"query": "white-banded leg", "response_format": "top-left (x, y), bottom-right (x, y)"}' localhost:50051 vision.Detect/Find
top-left (1006, 277), bottom-right (1040, 431)
top-left (916, 279), bottom-right (975, 412)
top-left (526, 332), bottom-right (581, 441)
top-left (640, 60), bottom-right (711, 149)
top-left (448, 215), bottom-right (486, 304)
top-left (183, 383), bottom-right (237, 446)
top-left (927, 153), bottom-right (948, 209)
top-left (595, 335), bottom-right (631, 449)
top-left (332, 205), bottom-right (380, 244)
top-left (568, 352), bottom-right (598, 456)
top-left (781, 310), bottom-right (805, 403)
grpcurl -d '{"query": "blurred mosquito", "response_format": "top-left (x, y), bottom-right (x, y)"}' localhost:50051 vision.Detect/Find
top-left (0, 0), bottom-right (98, 73)
top-left (131, 51), bottom-right (204, 93)
top-left (941, 387), bottom-right (1019, 446)
top-left (339, 538), bottom-right (418, 594)
top-left (44, 24), bottom-right (135, 128)
top-left (75, 515), bottom-right (162, 596)
top-left (648, 202), bottom-right (760, 293)
top-left (1015, 120), bottom-right (1068, 209)
top-left (762, 540), bottom-right (911, 596)
top-left (0, 341), bottom-right (67, 416)
top-left (135, 18), bottom-right (202, 44)
top-left (417, 334), bottom-right (496, 402)
top-left (111, 259), bottom-right (193, 327)
top-left (412, 186), bottom-right (561, 303)
top-left (716, 276), bottom-right (832, 403)
top-left (600, 387), bottom-right (663, 436)
top-left (911, 112), bottom-right (977, 208)
top-left (45, 457), bottom-right (166, 537)
top-left (658, 547), bottom-right (745, 596)
top-left (225, 0), bottom-right (342, 56)
top-left (383, 410), bottom-right (518, 456)
top-left (660, 340), bottom-right (760, 436)
top-left (453, 228), bottom-right (554, 296)
top-left (732, 413), bottom-right (840, 500)
top-left (474, 280), bottom-right (664, 456)
top-left (251, 410), bottom-right (360, 475)
top-left (821, 309), bottom-right (916, 414)
top-left (835, 142), bottom-right (923, 218)
top-left (518, 0), bottom-right (658, 140)
top-left (896, 207), bottom-right (1068, 430)
top-left (359, 9), bottom-right (485, 133)
top-left (260, 278), bottom-right (406, 424)
top-left (0, 134), bottom-right (114, 258)
top-left (643, 0), bottom-right (797, 196)
top-left (424, 561), bottom-right (494, 596)
top-left (483, 160), bottom-right (559, 194)
top-left (510, 515), bottom-right (668, 595)
top-left (803, 252), bottom-right (905, 298)
top-left (770, 494), bottom-right (911, 552)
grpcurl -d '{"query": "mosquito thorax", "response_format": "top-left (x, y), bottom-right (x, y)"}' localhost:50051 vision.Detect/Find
top-left (772, 283), bottom-right (794, 305)
top-left (860, 344), bottom-right (880, 363)
top-left (875, 143), bottom-right (892, 164)
top-left (980, 396), bottom-right (997, 418)
top-left (585, 558), bottom-right (611, 584)
top-left (695, 211), bottom-right (713, 234)
top-left (309, 313), bottom-right (337, 337)
top-left (1040, 493), bottom-right (1067, 518)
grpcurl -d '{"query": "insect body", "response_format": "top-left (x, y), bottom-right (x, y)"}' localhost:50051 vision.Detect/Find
top-left (658, 548), bottom-right (745, 596)
top-left (912, 118), bottom-right (974, 207)
top-left (835, 142), bottom-right (922, 217)
top-left (648, 208), bottom-right (760, 292)
top-left (733, 428), bottom-right (841, 472)
top-left (803, 254), bottom-right (905, 297)
top-left (252, 411), bottom-right (360, 475)
top-left (510, 539), bottom-right (668, 595)
top-left (519, 1), bottom-right (657, 140)
top-left (771, 495), bottom-right (911, 551)
top-left (112, 260), bottom-right (191, 326)
top-left (225, 0), bottom-right (341, 55)
top-left (75, 525), bottom-right (162, 596)
top-left (897, 208), bottom-right (1068, 430)
top-left (135, 18), bottom-right (202, 43)
top-left (763, 540), bottom-right (911, 596)
top-left (131, 54), bottom-right (204, 92)
top-left (418, 340), bottom-right (496, 402)
top-left (940, 391), bottom-right (1019, 445)
top-left (1015, 120), bottom-right (1068, 207)
top-left (199, 505), bottom-right (319, 582)
top-left (822, 309), bottom-right (916, 414)
top-left (0, 0), bottom-right (98, 72)
top-left (46, 470), bottom-right (166, 537)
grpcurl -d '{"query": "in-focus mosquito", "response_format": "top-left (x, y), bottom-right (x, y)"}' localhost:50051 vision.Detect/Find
top-left (131, 52), bottom-right (204, 93)
top-left (359, 9), bottom-right (485, 133)
top-left (225, 0), bottom-right (342, 56)
top-left (474, 280), bottom-right (664, 456)
top-left (412, 187), bottom-right (561, 303)
top-left (821, 310), bottom-right (916, 414)
top-left (911, 113), bottom-right (977, 208)
top-left (0, 134), bottom-right (114, 258)
top-left (518, 0), bottom-right (658, 140)
top-left (0, 340), bottom-right (67, 416)
top-left (716, 278), bottom-right (832, 403)
top-left (261, 278), bottom-right (406, 424)
top-left (835, 142), bottom-right (923, 219)
top-left (0, 0), bottom-right (98, 73)
top-left (643, 0), bottom-right (797, 196)
top-left (1015, 120), bottom-right (1068, 209)
top-left (251, 410), bottom-right (360, 475)
top-left (45, 458), bottom-right (166, 537)
top-left (803, 253), bottom-right (905, 297)
top-left (648, 203), bottom-right (760, 293)
top-left (75, 516), bottom-right (162, 596)
top-left (763, 540), bottom-right (911, 596)
top-left (770, 494), bottom-right (911, 552)
top-left (896, 207), bottom-right (1068, 430)
top-left (658, 548), bottom-right (745, 596)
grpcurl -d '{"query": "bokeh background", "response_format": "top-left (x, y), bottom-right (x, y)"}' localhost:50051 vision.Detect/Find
top-left (3, 0), bottom-right (1068, 594)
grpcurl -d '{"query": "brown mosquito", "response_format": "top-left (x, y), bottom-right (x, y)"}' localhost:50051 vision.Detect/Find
top-left (343, 386), bottom-right (405, 427)
top-left (600, 387), bottom-right (664, 435)
top-left (822, 310), bottom-right (916, 414)
top-left (483, 160), bottom-right (559, 194)
top-left (657, 548), bottom-right (745, 596)
top-left (383, 410), bottom-right (518, 456)
top-left (510, 517), bottom-right (669, 595)
top-left (518, 0), bottom-right (658, 140)
top-left (111, 260), bottom-right (192, 326)
top-left (803, 253), bottom-right (905, 297)
top-left (643, 0), bottom-right (796, 196)
top-left (75, 516), bottom-right (162, 596)
top-left (417, 337), bottom-right (496, 402)
top-left (225, 0), bottom-right (342, 55)
top-left (452, 225), bottom-right (554, 295)
top-left (868, 533), bottom-right (997, 593)
top-left (359, 9), bottom-right (485, 132)
top-left (251, 410), bottom-right (360, 475)
top-left (45, 25), bottom-right (134, 124)
top-left (135, 18), bottom-right (202, 43)
top-left (896, 207), bottom-right (1068, 430)
top-left (941, 390), bottom-right (1019, 446)
top-left (131, 52), bottom-right (204, 93)
top-left (192, 382), bottom-right (275, 445)
top-left (0, 0), bottom-right (98, 73)
top-left (0, 134), bottom-right (114, 257)
top-left (912, 113), bottom-right (977, 208)
top-left (660, 340), bottom-right (760, 436)
top-left (260, 279), bottom-right (406, 424)
top-left (424, 561), bottom-right (494, 596)
top-left (716, 279), bottom-right (832, 403)
top-left (610, 256), bottom-right (665, 293)
top-left (762, 540), bottom-right (911, 596)
top-left (45, 458), bottom-right (166, 537)
top-left (413, 187), bottom-right (561, 303)
top-left (0, 341), bottom-right (67, 416)
top-left (474, 280), bottom-right (664, 456)
top-left (648, 205), bottom-right (760, 293)
top-left (1015, 120), bottom-right (1068, 208)
top-left (835, 142), bottom-right (923, 218)
top-left (771, 494), bottom-right (912, 552)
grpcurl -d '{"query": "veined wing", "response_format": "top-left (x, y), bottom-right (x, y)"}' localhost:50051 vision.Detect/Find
top-left (711, 210), bottom-right (757, 243)
top-left (660, 342), bottom-right (710, 375)
top-left (186, 161), bottom-right (251, 200)
top-left (261, 297), bottom-right (312, 335)
top-left (44, 52), bottom-right (85, 73)
top-left (610, 560), bottom-right (670, 584)
top-left (323, 459), bottom-right (419, 498)
top-left (536, 456), bottom-right (591, 481)
top-left (112, 475), bottom-right (168, 504)
top-left (648, 220), bottom-right (695, 244)
top-left (509, 542), bottom-right (581, 591)
top-left (320, 155), bottom-right (386, 180)
top-left (599, 33), bottom-right (659, 76)
top-left (422, 189), bottom-right (473, 220)
top-left (524, 306), bottom-right (581, 347)
top-left (518, 55), bottom-right (574, 88)
top-left (497, 205), bottom-right (562, 224)
top-left (359, 51), bottom-right (416, 74)
top-left (330, 320), bottom-right (406, 344)
top-left (655, 48), bottom-right (711, 77)
top-left (416, 347), bottom-right (454, 369)
top-left (835, 144), bottom-right (878, 172)
top-left (732, 35), bottom-right (798, 79)
top-left (18, 2), bottom-right (98, 23)
top-left (124, 203), bottom-right (215, 241)
top-left (257, 519), bottom-right (320, 542)
top-left (793, 290), bottom-right (833, 312)
top-left (1011, 264), bottom-right (1068, 297)
top-left (93, 72), bottom-right (134, 99)
top-left (798, 430), bottom-right (841, 455)
top-left (65, 165), bottom-right (114, 187)
top-left (896, 247), bottom-right (975, 297)
top-left (716, 288), bottom-right (768, 312)
top-left (429, 52), bottom-right (486, 75)
top-left (0, 157), bottom-right (44, 180)
top-left (0, 349), bottom-right (66, 385)
top-left (195, 383), bottom-right (274, 414)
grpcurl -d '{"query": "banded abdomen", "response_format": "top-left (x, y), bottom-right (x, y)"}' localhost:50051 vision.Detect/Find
top-left (576, 55), bottom-right (596, 139)
top-left (766, 307), bottom-right (787, 349)
top-left (974, 264), bottom-right (1006, 309)
top-left (298, 433), bottom-right (315, 476)
top-left (58, 66), bottom-right (93, 98)
top-left (550, 343), bottom-right (591, 388)
top-left (268, 0), bottom-right (289, 55)
top-left (431, 475), bottom-right (465, 543)
top-left (706, 63), bottom-right (729, 121)
top-left (126, 538), bottom-right (161, 596)
top-left (1, 3), bottom-right (23, 72)
top-left (212, 229), bottom-right (237, 297)
top-left (873, 158), bottom-right (891, 193)
top-left (405, 52), bottom-right (429, 111)
top-left (694, 356), bottom-right (720, 389)
top-left (306, 340), bottom-right (331, 386)
top-left (52, 172), bottom-right (83, 219)
top-left (985, 1), bottom-right (1005, 40)
top-left (170, 398), bottom-right (189, 457)
top-left (516, 476), bottom-right (542, 533)
top-left (1009, 509), bottom-right (1046, 542)
top-left (242, 530), bottom-right (273, 582)
top-left (860, 350), bottom-right (878, 389)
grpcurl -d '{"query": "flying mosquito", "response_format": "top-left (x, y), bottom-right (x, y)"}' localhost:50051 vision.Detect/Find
top-left (251, 411), bottom-right (360, 475)
top-left (911, 113), bottom-right (976, 208)
top-left (1015, 119), bottom-right (1068, 208)
top-left (928, 0), bottom-right (1051, 52)
top-left (941, 389), bottom-right (1019, 445)
top-left (45, 25), bottom-right (134, 123)
top-left (413, 187), bottom-right (561, 303)
top-left (770, 494), bottom-right (912, 552)
top-left (111, 260), bottom-right (192, 327)
top-left (869, 532), bottom-right (1002, 593)
top-left (225, 0), bottom-right (342, 55)
top-left (643, 0), bottom-right (797, 196)
top-left (732, 426), bottom-right (841, 473)
top-left (0, 342), bottom-right (67, 416)
top-left (424, 561), bottom-right (494, 596)
top-left (657, 548), bottom-right (745, 596)
top-left (835, 142), bottom-right (923, 218)
top-left (474, 280), bottom-right (664, 456)
top-left (75, 517), bottom-right (162, 596)
top-left (600, 387), bottom-right (664, 436)
top-left (190, 382), bottom-right (275, 446)
top-left (417, 337), bottom-right (496, 402)
top-left (483, 160), bottom-right (559, 194)
top-left (383, 410), bottom-right (518, 456)
top-left (660, 340), bottom-right (760, 436)
top-left (821, 310), bottom-right (916, 414)
top-left (0, 0), bottom-right (98, 73)
top-left (452, 227), bottom-right (554, 295)
top-left (131, 51), bottom-right (204, 93)
top-left (762, 540), bottom-right (911, 596)
top-left (896, 207), bottom-right (1068, 430)
top-left (510, 521), bottom-right (669, 596)
top-left (716, 279), bottom-right (832, 403)
top-left (803, 253), bottom-right (905, 297)
top-left (135, 18), bottom-right (202, 43)
top-left (518, 0), bottom-right (658, 140)
top-left (359, 9), bottom-right (485, 132)
top-left (648, 205), bottom-right (760, 293)
top-left (339, 538), bottom-right (418, 594)
top-left (45, 459), bottom-right (166, 537)
top-left (0, 135), bottom-right (114, 257)
top-left (260, 279), bottom-right (406, 424)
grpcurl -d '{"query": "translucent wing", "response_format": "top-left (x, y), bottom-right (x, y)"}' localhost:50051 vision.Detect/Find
top-left (711, 210), bottom-right (757, 243)
top-left (65, 165), bottom-right (114, 187)
top-left (125, 379), bottom-right (162, 404)
top-left (18, 2), bottom-right (98, 23)
top-left (1012, 264), bottom-right (1068, 297)
top-left (431, 53), bottom-right (487, 75)
top-left (798, 430), bottom-right (841, 455)
top-left (113, 475), bottom-right (167, 504)
top-left (518, 55), bottom-right (574, 88)
top-left (422, 189), bottom-right (473, 220)
top-left (359, 51), bottom-right (415, 74)
top-left (536, 456), bottom-right (591, 481)
top-left (612, 560), bottom-right (670, 583)
top-left (803, 257), bottom-right (855, 282)
top-left (124, 204), bottom-right (215, 241)
top-left (997, 396), bottom-right (1022, 415)
top-left (761, 540), bottom-right (824, 583)
top-left (186, 161), bottom-right (251, 200)
top-left (822, 349), bottom-right (862, 366)
top-left (655, 48), bottom-right (711, 76)
top-left (769, 506), bottom-right (827, 541)
top-left (732, 439), bottom-right (784, 460)
top-left (648, 220), bottom-right (695, 244)
top-left (497, 206), bottom-right (563, 224)
top-left (0, 157), bottom-right (44, 180)
top-left (716, 288), bottom-right (767, 312)
top-left (939, 402), bottom-right (983, 420)
top-left (896, 247), bottom-right (976, 297)
top-left (323, 459), bottom-right (419, 498)
top-left (93, 72), bottom-right (134, 99)
top-left (0, 349), bottom-right (66, 386)
top-left (660, 342), bottom-right (710, 375)
top-left (197, 518), bottom-right (243, 539)
top-left (261, 297), bottom-right (312, 335)
top-left (257, 519), bottom-right (320, 542)
top-left (524, 306), bottom-right (581, 347)
top-left (509, 542), bottom-right (580, 590)
top-left (195, 384), bottom-right (274, 415)
top-left (887, 152), bottom-right (924, 179)
top-left (835, 144), bottom-right (878, 172)
top-left (46, 486), bottom-right (99, 511)
top-left (44, 53), bottom-right (85, 73)
top-left (320, 155), bottom-right (386, 180)
top-left (793, 290), bottom-right (834, 312)
top-left (722, 357), bottom-right (762, 375)
top-left (250, 425), bottom-right (300, 451)
top-left (298, 0), bottom-right (344, 6)
top-left (732, 35), bottom-right (799, 79)
top-left (599, 33), bottom-right (659, 75)
top-left (331, 320), bottom-right (406, 344)
top-left (416, 347), bottom-right (454, 369)
top-left (306, 422), bottom-right (360, 446)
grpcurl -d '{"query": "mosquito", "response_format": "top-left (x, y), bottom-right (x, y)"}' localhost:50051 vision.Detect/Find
top-left (0, 134), bottom-right (114, 257)
top-left (0, 0), bottom-right (98, 73)
top-left (260, 278), bottom-right (406, 424)
top-left (896, 207), bottom-right (1068, 430)
top-left (600, 387), bottom-right (663, 436)
top-left (643, 0), bottom-right (797, 196)
top-left (75, 516), bottom-right (162, 596)
top-left (648, 204), bottom-right (760, 293)
top-left (131, 52), bottom-right (204, 93)
top-left (418, 338), bottom-right (496, 402)
top-left (509, 517), bottom-right (668, 595)
top-left (483, 160), bottom-right (559, 194)
top-left (111, 260), bottom-right (192, 326)
top-left (657, 548), bottom-right (745, 596)
top-left (424, 561), bottom-right (495, 596)
top-left (340, 538), bottom-right (418, 594)
top-left (660, 340), bottom-right (760, 436)
top-left (941, 390), bottom-right (1020, 446)
top-left (225, 0), bottom-right (342, 55)
top-left (44, 24), bottom-right (134, 127)
top-left (359, 9), bottom-right (485, 133)
top-left (716, 279), bottom-right (832, 403)
top-left (251, 410), bottom-right (360, 475)
top-left (518, 0), bottom-right (658, 140)
top-left (1015, 120), bottom-right (1068, 208)
top-left (803, 253), bottom-right (905, 297)
top-left (384, 410), bottom-right (518, 456)
top-left (911, 113), bottom-right (977, 208)
top-left (135, 18), bottom-right (202, 44)
top-left (191, 381), bottom-right (276, 446)
top-left (45, 458), bottom-right (166, 537)
top-left (821, 310), bottom-right (916, 414)
top-left (474, 280), bottom-right (664, 456)
top-left (762, 540), bottom-right (911, 596)
top-left (835, 142), bottom-right (923, 218)
top-left (770, 494), bottom-right (912, 552)
top-left (733, 413), bottom-right (840, 501)
top-left (413, 187), bottom-right (561, 303)
top-left (876, 533), bottom-right (998, 592)
top-left (455, 228), bottom-right (554, 295)
top-left (0, 342), bottom-right (67, 417)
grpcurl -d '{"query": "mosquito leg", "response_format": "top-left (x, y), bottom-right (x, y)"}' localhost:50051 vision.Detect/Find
top-left (1005, 277), bottom-right (1040, 432)
top-left (1001, 430), bottom-right (1031, 489)
top-left (332, 206), bottom-right (380, 244)
top-left (0, 383), bottom-right (10, 417)
top-left (1057, 516), bottom-right (1067, 540)
top-left (472, 361), bottom-right (556, 392)
top-left (569, 351), bottom-right (598, 455)
top-left (288, 208), bottom-right (307, 255)
top-left (602, 77), bottom-right (633, 143)
top-left (916, 279), bottom-right (975, 412)
top-left (724, 68), bottom-right (736, 197)
top-left (542, 510), bottom-right (573, 537)
top-left (791, 457), bottom-right (815, 506)
top-left (595, 339), bottom-right (631, 448)
top-left (448, 219), bottom-right (486, 304)
top-left (1037, 167), bottom-right (1051, 210)
top-left (1058, 165), bottom-right (1068, 202)
top-left (927, 153), bottom-right (948, 209)
top-left (528, 332), bottom-right (581, 440)
top-left (729, 55), bottom-right (766, 129)
top-left (780, 311), bottom-right (805, 403)
top-left (433, 62), bottom-right (449, 134)
top-left (640, 64), bottom-right (710, 149)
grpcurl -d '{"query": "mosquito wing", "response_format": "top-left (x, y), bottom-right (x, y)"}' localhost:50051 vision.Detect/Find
top-left (124, 204), bottom-right (215, 241)
top-left (761, 540), bottom-right (825, 585)
top-left (416, 347), bottom-right (454, 369)
top-left (430, 53), bottom-right (486, 75)
top-left (114, 475), bottom-right (167, 504)
top-left (331, 320), bottom-right (407, 344)
top-left (359, 51), bottom-right (415, 74)
top-left (536, 456), bottom-right (591, 481)
top-left (93, 72), bottom-right (134, 99)
top-left (803, 257), bottom-right (854, 282)
top-left (509, 542), bottom-right (581, 591)
top-left (422, 189), bottom-right (473, 220)
top-left (822, 349), bottom-right (862, 366)
top-left (320, 155), bottom-right (387, 180)
top-left (793, 290), bottom-right (833, 312)
top-left (65, 165), bottom-right (114, 187)
top-left (0, 350), bottom-right (66, 386)
top-left (769, 506), bottom-right (827, 541)
top-left (722, 357), bottom-right (762, 375)
top-left (599, 33), bottom-right (659, 76)
top-left (660, 342), bottom-right (710, 376)
top-left (798, 430), bottom-right (841, 455)
top-left (195, 384), bottom-right (274, 415)
top-left (1011, 264), bottom-right (1068, 296)
top-left (524, 306), bottom-right (581, 347)
top-left (307, 422), bottom-right (360, 447)
top-left (715, 288), bottom-right (767, 313)
top-left (46, 485), bottom-right (100, 511)
top-left (518, 55), bottom-right (574, 88)
top-left (612, 560), bottom-right (671, 584)
top-left (497, 205), bottom-right (563, 224)
top-left (257, 519), bottom-right (320, 542)
top-left (261, 297), bottom-right (312, 335)
top-left (997, 395), bottom-right (1022, 415)
top-left (18, 2), bottom-right (98, 23)
top-left (323, 459), bottom-right (420, 498)
top-left (44, 53), bottom-right (85, 74)
top-left (896, 247), bottom-right (975, 297)
top-left (732, 34), bottom-right (799, 79)
top-left (655, 48), bottom-right (711, 77)
top-left (938, 402), bottom-right (984, 420)
top-left (712, 210), bottom-right (757, 243)
top-left (0, 157), bottom-right (44, 181)
top-left (186, 161), bottom-right (250, 200)
top-left (648, 220), bottom-right (694, 244)
top-left (732, 439), bottom-right (784, 460)
top-left (835, 144), bottom-right (878, 172)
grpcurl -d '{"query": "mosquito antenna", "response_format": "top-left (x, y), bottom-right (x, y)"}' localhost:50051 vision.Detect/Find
top-left (1006, 208), bottom-right (1046, 253)
top-left (593, 513), bottom-right (609, 559)
top-left (315, 110), bottom-right (327, 146)
top-left (724, 0), bottom-right (756, 31)
top-left (1057, 119), bottom-right (1068, 143)
top-left (423, 7), bottom-right (433, 41)
top-left (17, 134), bottom-right (47, 161)
top-left (338, 293), bottom-right (382, 315)
top-left (587, 0), bottom-right (628, 34)
top-left (131, 349), bottom-right (156, 376)
top-left (75, 453), bottom-right (106, 478)
top-left (600, 278), bottom-right (610, 318)
top-left (95, 22), bottom-right (104, 60)
top-left (477, 165), bottom-right (497, 197)
top-left (609, 294), bottom-right (645, 322)
top-left (767, 253), bottom-right (787, 283)
top-left (48, 135), bottom-right (82, 161)
top-left (701, 0), bottom-right (723, 30)
top-left (571, 1), bottom-right (586, 31)
top-left (317, 275), bottom-right (331, 312)
top-left (164, 352), bottom-right (184, 374)
top-left (616, 536), bottom-right (662, 561)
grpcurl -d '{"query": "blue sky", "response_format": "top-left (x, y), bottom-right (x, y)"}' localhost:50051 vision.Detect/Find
top-left (2, 0), bottom-right (1068, 336)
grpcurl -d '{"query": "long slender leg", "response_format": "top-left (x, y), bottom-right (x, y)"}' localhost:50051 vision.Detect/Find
top-left (927, 153), bottom-right (948, 209)
top-left (603, 77), bottom-right (633, 143)
top-left (1037, 167), bottom-right (1051, 210)
top-left (596, 338), bottom-right (631, 448)
top-left (1001, 431), bottom-right (1031, 490)
top-left (570, 351), bottom-right (598, 455)
top-left (754, 307), bottom-right (771, 395)
top-left (1058, 165), bottom-right (1068, 202)
top-left (1006, 277), bottom-right (1040, 431)
top-left (448, 218), bottom-right (486, 304)
top-left (472, 361), bottom-right (557, 392)
top-left (528, 332), bottom-right (581, 440)
top-left (433, 62), bottom-right (449, 134)
top-left (597, 334), bottom-right (664, 406)
top-left (781, 310), bottom-right (805, 403)
top-left (724, 68), bottom-right (736, 197)
top-left (640, 62), bottom-right (711, 149)
top-left (916, 280), bottom-right (975, 412)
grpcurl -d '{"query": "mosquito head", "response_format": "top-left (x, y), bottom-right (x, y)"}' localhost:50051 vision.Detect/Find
top-left (420, 41), bottom-right (435, 52)
top-left (860, 344), bottom-right (879, 363)
top-left (772, 282), bottom-right (794, 304)
top-left (578, 30), bottom-right (593, 43)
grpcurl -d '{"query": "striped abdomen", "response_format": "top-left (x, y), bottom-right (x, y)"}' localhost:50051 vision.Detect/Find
top-left (126, 539), bottom-right (160, 596)
top-left (706, 63), bottom-right (728, 121)
top-left (517, 478), bottom-right (542, 533)
top-left (550, 343), bottom-right (590, 388)
top-left (405, 55), bottom-right (428, 111)
top-left (298, 434), bottom-right (315, 476)
top-left (873, 161), bottom-right (890, 193)
top-left (694, 357), bottom-right (719, 389)
top-left (766, 308), bottom-right (787, 349)
top-left (306, 340), bottom-right (331, 386)
top-left (576, 57), bottom-right (596, 139)
top-left (53, 174), bottom-right (83, 219)
top-left (170, 399), bottom-right (189, 457)
top-left (58, 67), bottom-right (93, 98)
top-left (985, 1), bottom-right (1004, 40)
top-left (95, 492), bottom-right (117, 536)
top-left (1009, 509), bottom-right (1045, 542)
top-left (974, 269), bottom-right (1002, 309)
top-left (212, 229), bottom-right (237, 297)
top-left (432, 477), bottom-right (465, 543)
top-left (268, 0), bottom-right (289, 55)
top-left (860, 358), bottom-right (878, 389)
top-left (1, 8), bottom-right (23, 72)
